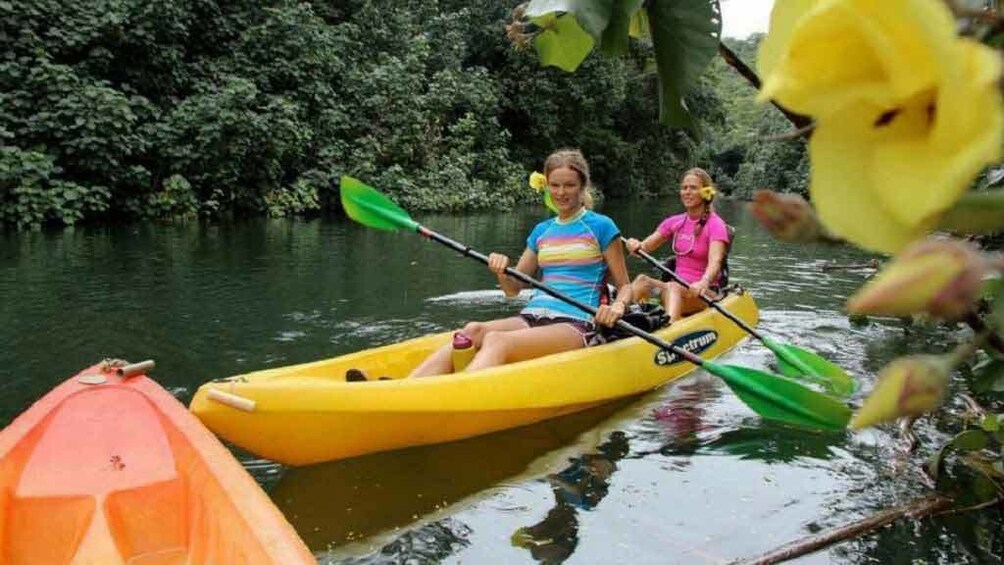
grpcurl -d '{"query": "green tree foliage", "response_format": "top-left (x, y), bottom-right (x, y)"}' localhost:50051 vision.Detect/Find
top-left (0, 0), bottom-right (734, 228)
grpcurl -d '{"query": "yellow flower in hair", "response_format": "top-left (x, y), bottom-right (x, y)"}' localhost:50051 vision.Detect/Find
top-left (528, 171), bottom-right (547, 192)
top-left (699, 185), bottom-right (716, 202)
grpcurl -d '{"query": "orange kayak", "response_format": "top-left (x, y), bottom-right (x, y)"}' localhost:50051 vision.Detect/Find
top-left (0, 361), bottom-right (315, 564)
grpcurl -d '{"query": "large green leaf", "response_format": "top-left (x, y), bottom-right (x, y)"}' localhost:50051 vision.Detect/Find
top-left (600, 0), bottom-right (645, 56)
top-left (951, 429), bottom-right (990, 452)
top-left (648, 0), bottom-right (722, 128)
top-left (970, 353), bottom-right (1004, 394)
top-left (525, 0), bottom-right (644, 69)
top-left (530, 12), bottom-right (596, 72)
top-left (522, 0), bottom-right (721, 125)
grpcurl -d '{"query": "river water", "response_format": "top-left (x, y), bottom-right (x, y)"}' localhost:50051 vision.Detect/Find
top-left (1, 198), bottom-right (998, 563)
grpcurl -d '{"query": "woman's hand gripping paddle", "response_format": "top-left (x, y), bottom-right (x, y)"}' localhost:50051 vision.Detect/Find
top-left (340, 176), bottom-right (851, 431)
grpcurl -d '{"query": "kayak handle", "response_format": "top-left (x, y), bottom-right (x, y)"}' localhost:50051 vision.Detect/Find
top-left (117, 360), bottom-right (156, 378)
top-left (207, 389), bottom-right (257, 412)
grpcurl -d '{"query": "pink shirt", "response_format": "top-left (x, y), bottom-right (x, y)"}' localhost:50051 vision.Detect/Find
top-left (656, 212), bottom-right (730, 284)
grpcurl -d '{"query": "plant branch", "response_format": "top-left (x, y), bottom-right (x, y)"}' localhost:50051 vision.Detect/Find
top-left (898, 416), bottom-right (918, 454)
top-left (717, 41), bottom-right (813, 131)
top-left (935, 494), bottom-right (1004, 516)
top-left (765, 123), bottom-right (816, 141)
top-left (731, 495), bottom-right (953, 565)
top-left (963, 310), bottom-right (1004, 355)
top-left (960, 393), bottom-right (987, 418)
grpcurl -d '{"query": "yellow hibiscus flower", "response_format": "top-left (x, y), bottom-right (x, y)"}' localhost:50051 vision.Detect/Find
top-left (699, 185), bottom-right (716, 202)
top-left (528, 171), bottom-right (547, 192)
top-left (757, 0), bottom-right (1003, 254)
top-left (758, 0), bottom-right (959, 116)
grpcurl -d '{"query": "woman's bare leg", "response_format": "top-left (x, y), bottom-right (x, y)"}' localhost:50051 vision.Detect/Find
top-left (631, 274), bottom-right (658, 304)
top-left (680, 295), bottom-right (708, 317)
top-left (408, 316), bottom-right (528, 378)
top-left (668, 282), bottom-right (685, 323)
top-left (465, 323), bottom-right (586, 372)
top-left (668, 282), bottom-right (709, 322)
top-left (660, 284), bottom-right (672, 314)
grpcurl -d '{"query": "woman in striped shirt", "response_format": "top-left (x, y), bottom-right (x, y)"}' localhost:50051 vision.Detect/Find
top-left (409, 149), bottom-right (632, 377)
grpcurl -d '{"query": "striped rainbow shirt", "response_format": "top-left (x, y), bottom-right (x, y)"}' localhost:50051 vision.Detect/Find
top-left (523, 209), bottom-right (620, 322)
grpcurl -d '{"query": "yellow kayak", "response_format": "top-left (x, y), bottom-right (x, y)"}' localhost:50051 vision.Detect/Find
top-left (190, 292), bottom-right (758, 466)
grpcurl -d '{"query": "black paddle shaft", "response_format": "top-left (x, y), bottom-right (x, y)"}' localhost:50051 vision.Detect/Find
top-left (416, 225), bottom-right (707, 366)
top-left (629, 241), bottom-right (763, 340)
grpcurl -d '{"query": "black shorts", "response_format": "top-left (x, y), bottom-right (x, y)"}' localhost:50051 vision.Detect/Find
top-left (519, 313), bottom-right (598, 346)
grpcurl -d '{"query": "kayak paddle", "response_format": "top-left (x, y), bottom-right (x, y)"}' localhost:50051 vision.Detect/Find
top-left (340, 176), bottom-right (851, 431)
top-left (627, 240), bottom-right (856, 398)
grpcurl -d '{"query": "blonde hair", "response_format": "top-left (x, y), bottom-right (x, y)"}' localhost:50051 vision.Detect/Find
top-left (682, 167), bottom-right (715, 237)
top-left (543, 148), bottom-right (594, 209)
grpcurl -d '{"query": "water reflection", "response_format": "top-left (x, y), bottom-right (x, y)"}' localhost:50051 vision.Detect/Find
top-left (511, 431), bottom-right (630, 563)
top-left (701, 423), bottom-right (845, 464)
top-left (273, 400), bottom-right (635, 553)
top-left (642, 378), bottom-right (845, 464)
top-left (845, 509), bottom-right (1004, 564)
top-left (339, 520), bottom-right (473, 565)
top-left (649, 379), bottom-right (720, 459)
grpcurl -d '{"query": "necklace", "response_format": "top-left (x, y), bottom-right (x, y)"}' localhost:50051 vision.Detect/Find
top-left (671, 217), bottom-right (698, 256)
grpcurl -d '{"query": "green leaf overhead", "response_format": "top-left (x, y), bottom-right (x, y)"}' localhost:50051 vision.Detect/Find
top-left (648, 0), bottom-right (722, 128)
top-left (522, 0), bottom-right (722, 129)
top-left (600, 0), bottom-right (645, 56)
top-left (524, 0), bottom-right (617, 39)
top-left (530, 12), bottom-right (597, 72)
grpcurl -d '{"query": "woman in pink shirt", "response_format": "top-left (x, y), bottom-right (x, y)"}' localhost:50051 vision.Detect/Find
top-left (624, 168), bottom-right (729, 323)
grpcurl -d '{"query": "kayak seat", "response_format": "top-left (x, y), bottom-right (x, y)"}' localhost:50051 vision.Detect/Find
top-left (104, 477), bottom-right (187, 563)
top-left (3, 493), bottom-right (96, 564)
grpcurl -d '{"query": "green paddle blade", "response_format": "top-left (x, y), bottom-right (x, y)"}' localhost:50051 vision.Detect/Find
top-left (764, 337), bottom-right (857, 398)
top-left (703, 361), bottom-right (852, 431)
top-left (340, 176), bottom-right (419, 232)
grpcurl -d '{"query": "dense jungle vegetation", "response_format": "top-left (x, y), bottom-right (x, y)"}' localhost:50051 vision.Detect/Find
top-left (0, 0), bottom-right (800, 228)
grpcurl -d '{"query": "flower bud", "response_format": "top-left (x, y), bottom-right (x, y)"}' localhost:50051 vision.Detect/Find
top-left (850, 355), bottom-right (951, 429)
top-left (528, 171), bottom-right (547, 192)
top-left (846, 240), bottom-right (985, 321)
top-left (747, 189), bottom-right (829, 243)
